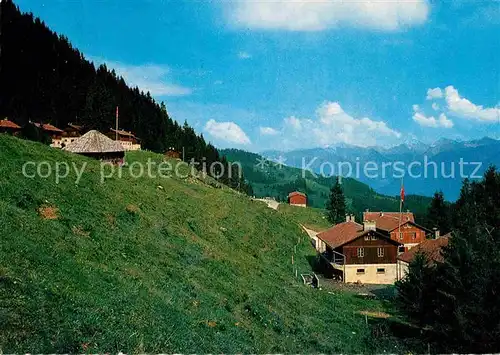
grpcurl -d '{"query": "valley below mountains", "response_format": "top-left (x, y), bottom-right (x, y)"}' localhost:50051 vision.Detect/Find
top-left (263, 137), bottom-right (500, 200)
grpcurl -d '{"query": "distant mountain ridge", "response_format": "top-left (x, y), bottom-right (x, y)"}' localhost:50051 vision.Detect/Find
top-left (262, 137), bottom-right (500, 200)
top-left (221, 148), bottom-right (433, 223)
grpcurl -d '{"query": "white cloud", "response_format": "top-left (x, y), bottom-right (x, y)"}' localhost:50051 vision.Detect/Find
top-left (444, 86), bottom-right (500, 122)
top-left (426, 87), bottom-right (443, 100)
top-left (280, 101), bottom-right (400, 147)
top-left (419, 85), bottom-right (500, 124)
top-left (259, 126), bottom-right (280, 136)
top-left (204, 119), bottom-right (251, 145)
top-left (90, 57), bottom-right (192, 96)
top-left (237, 51), bottom-right (252, 59)
top-left (284, 116), bottom-right (303, 131)
top-left (226, 0), bottom-right (429, 31)
top-left (413, 112), bottom-right (453, 128)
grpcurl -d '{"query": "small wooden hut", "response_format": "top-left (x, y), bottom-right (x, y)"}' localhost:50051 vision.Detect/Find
top-left (165, 148), bottom-right (181, 160)
top-left (63, 130), bottom-right (125, 164)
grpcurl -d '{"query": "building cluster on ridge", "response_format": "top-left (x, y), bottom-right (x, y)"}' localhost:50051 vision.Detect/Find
top-left (287, 190), bottom-right (449, 285)
top-left (0, 118), bottom-right (141, 151)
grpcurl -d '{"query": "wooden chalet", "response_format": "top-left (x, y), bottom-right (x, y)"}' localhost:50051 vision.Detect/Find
top-left (363, 211), bottom-right (431, 252)
top-left (288, 191), bottom-right (307, 207)
top-left (61, 123), bottom-right (85, 147)
top-left (32, 122), bottom-right (64, 148)
top-left (316, 215), bottom-right (401, 284)
top-left (108, 128), bottom-right (141, 151)
top-left (396, 232), bottom-right (450, 280)
top-left (0, 119), bottom-right (21, 135)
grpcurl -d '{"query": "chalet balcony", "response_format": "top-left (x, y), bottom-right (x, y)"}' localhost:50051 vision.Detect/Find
top-left (319, 250), bottom-right (345, 270)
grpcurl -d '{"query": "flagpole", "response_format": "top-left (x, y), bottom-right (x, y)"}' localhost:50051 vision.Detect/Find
top-left (115, 106), bottom-right (119, 141)
top-left (398, 177), bottom-right (403, 246)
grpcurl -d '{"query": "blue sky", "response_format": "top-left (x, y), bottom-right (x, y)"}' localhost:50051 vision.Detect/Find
top-left (17, 0), bottom-right (500, 152)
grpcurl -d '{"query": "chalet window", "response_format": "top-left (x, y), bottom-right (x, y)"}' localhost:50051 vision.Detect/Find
top-left (398, 246), bottom-right (405, 254)
top-left (356, 268), bottom-right (365, 274)
top-left (364, 235), bottom-right (370, 241)
top-left (377, 268), bottom-right (385, 274)
top-left (370, 235), bottom-right (377, 240)
top-left (399, 232), bottom-right (404, 240)
top-left (411, 232), bottom-right (417, 239)
top-left (377, 247), bottom-right (384, 257)
top-left (357, 247), bottom-right (365, 257)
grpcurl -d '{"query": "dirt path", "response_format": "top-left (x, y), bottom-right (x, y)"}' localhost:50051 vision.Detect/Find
top-left (252, 198), bottom-right (280, 210)
top-left (301, 225), bottom-right (319, 239)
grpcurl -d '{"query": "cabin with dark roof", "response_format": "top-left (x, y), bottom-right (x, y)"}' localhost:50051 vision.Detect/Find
top-left (165, 147), bottom-right (181, 160)
top-left (316, 215), bottom-right (401, 284)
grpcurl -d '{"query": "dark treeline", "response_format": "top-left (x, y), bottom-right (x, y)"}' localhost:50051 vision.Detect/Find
top-left (0, 0), bottom-right (252, 194)
top-left (397, 166), bottom-right (500, 353)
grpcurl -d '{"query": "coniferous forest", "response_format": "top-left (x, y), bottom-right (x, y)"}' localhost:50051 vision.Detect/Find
top-left (0, 0), bottom-right (252, 194)
top-left (397, 167), bottom-right (500, 353)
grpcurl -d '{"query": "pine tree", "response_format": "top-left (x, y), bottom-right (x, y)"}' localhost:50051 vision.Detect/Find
top-left (426, 190), bottom-right (451, 234)
top-left (326, 178), bottom-right (346, 224)
top-left (395, 252), bottom-right (436, 326)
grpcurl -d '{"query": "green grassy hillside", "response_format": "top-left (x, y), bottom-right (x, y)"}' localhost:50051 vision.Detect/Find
top-left (0, 135), bottom-right (416, 353)
top-left (222, 148), bottom-right (432, 222)
top-left (277, 204), bottom-right (332, 232)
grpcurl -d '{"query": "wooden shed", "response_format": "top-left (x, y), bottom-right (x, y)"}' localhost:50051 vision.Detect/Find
top-left (288, 191), bottom-right (307, 207)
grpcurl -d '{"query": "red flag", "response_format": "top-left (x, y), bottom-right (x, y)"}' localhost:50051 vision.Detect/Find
top-left (400, 185), bottom-right (405, 202)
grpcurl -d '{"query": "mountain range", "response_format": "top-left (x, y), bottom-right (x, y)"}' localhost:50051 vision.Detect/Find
top-left (263, 137), bottom-right (500, 200)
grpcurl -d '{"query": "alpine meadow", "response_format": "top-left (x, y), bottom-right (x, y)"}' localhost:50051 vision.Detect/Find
top-left (1, 0), bottom-right (499, 353)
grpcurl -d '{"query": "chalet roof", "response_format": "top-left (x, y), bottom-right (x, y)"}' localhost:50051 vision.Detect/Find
top-left (0, 119), bottom-right (21, 129)
top-left (110, 128), bottom-right (136, 138)
top-left (33, 122), bottom-right (63, 133)
top-left (397, 233), bottom-right (450, 264)
top-left (66, 123), bottom-right (84, 131)
top-left (318, 221), bottom-right (402, 249)
top-left (317, 221), bottom-right (364, 249)
top-left (288, 191), bottom-right (306, 198)
top-left (63, 130), bottom-right (124, 154)
top-left (363, 211), bottom-right (415, 232)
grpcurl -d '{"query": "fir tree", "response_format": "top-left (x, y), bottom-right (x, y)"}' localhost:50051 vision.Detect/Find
top-left (426, 190), bottom-right (451, 234)
top-left (326, 178), bottom-right (346, 224)
top-left (395, 252), bottom-right (436, 326)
